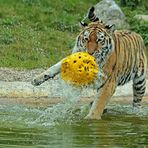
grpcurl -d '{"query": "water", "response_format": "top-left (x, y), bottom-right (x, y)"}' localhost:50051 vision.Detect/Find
top-left (0, 82), bottom-right (148, 147)
top-left (0, 101), bottom-right (148, 148)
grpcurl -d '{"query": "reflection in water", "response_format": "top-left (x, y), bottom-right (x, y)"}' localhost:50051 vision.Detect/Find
top-left (0, 102), bottom-right (148, 147)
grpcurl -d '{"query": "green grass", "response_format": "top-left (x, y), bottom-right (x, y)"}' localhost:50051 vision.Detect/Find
top-left (0, 0), bottom-right (147, 69)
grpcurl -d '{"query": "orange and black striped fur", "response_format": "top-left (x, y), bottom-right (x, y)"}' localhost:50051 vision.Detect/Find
top-left (32, 7), bottom-right (147, 119)
top-left (73, 7), bottom-right (147, 119)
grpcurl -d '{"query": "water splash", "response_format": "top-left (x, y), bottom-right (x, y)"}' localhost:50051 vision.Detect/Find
top-left (31, 78), bottom-right (148, 126)
top-left (32, 80), bottom-right (87, 126)
top-left (105, 104), bottom-right (148, 117)
top-left (0, 102), bottom-right (148, 129)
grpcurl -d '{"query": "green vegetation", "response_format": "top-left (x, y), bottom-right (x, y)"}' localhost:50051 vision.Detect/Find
top-left (116, 0), bottom-right (148, 59)
top-left (0, 0), bottom-right (147, 69)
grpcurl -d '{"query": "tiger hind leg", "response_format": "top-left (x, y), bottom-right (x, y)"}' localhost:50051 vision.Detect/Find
top-left (133, 72), bottom-right (146, 112)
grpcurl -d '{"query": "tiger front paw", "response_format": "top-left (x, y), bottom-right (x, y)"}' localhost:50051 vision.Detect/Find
top-left (31, 73), bottom-right (54, 86)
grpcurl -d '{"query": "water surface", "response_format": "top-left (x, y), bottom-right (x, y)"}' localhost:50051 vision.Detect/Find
top-left (0, 102), bottom-right (148, 148)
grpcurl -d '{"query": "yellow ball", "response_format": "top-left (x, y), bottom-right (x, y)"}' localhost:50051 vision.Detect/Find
top-left (61, 52), bottom-right (99, 86)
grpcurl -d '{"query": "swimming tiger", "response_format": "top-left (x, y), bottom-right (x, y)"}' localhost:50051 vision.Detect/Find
top-left (32, 6), bottom-right (147, 119)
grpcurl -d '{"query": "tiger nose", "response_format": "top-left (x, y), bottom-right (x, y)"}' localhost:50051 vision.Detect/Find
top-left (87, 49), bottom-right (94, 55)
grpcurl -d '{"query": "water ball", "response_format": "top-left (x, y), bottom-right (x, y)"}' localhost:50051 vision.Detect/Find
top-left (61, 52), bottom-right (99, 86)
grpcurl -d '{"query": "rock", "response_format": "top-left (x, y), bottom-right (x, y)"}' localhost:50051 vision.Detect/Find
top-left (94, 0), bottom-right (130, 29)
top-left (134, 15), bottom-right (148, 22)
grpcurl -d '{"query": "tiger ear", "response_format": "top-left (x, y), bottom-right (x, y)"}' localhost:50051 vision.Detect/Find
top-left (88, 6), bottom-right (99, 22)
top-left (105, 24), bottom-right (115, 34)
top-left (79, 21), bottom-right (88, 28)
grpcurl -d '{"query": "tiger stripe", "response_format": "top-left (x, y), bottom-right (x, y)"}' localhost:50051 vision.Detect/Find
top-left (75, 6), bottom-right (147, 119)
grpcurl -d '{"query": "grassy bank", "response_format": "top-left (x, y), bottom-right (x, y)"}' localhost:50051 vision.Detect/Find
top-left (0, 0), bottom-right (147, 69)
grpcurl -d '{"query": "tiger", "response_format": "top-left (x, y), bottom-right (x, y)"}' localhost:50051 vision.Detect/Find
top-left (32, 6), bottom-right (147, 120)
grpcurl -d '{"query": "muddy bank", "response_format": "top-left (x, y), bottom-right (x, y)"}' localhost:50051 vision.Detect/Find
top-left (0, 67), bottom-right (45, 82)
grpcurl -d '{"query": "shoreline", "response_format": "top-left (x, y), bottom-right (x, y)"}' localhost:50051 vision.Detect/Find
top-left (0, 67), bottom-right (148, 107)
top-left (0, 96), bottom-right (148, 107)
top-left (0, 79), bottom-right (148, 107)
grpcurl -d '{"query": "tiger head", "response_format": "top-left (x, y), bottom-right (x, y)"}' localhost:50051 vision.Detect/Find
top-left (74, 6), bottom-right (115, 68)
